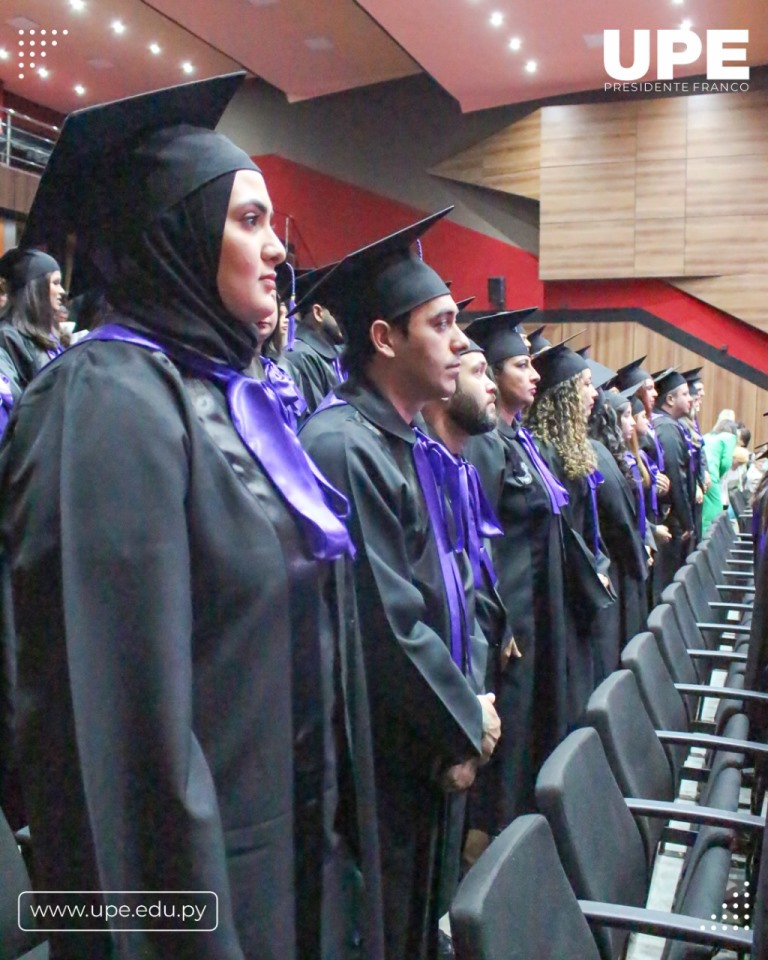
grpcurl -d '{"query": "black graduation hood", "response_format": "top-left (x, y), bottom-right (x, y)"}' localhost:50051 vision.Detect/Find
top-left (23, 72), bottom-right (252, 294)
top-left (463, 308), bottom-right (537, 366)
top-left (301, 208), bottom-right (453, 333)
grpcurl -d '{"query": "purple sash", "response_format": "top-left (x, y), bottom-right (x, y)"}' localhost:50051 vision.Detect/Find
top-left (646, 421), bottom-right (665, 472)
top-left (331, 355), bottom-right (347, 385)
top-left (0, 372), bottom-right (13, 436)
top-left (585, 469), bottom-right (604, 557)
top-left (516, 426), bottom-right (569, 515)
top-left (624, 452), bottom-right (647, 539)
top-left (83, 324), bottom-right (354, 561)
top-left (639, 449), bottom-right (659, 516)
top-left (260, 355), bottom-right (307, 430)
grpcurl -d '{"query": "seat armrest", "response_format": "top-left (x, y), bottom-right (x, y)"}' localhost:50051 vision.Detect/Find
top-left (656, 729), bottom-right (768, 758)
top-left (674, 683), bottom-right (768, 705)
top-left (695, 622), bottom-right (751, 634)
top-left (624, 797), bottom-right (763, 832)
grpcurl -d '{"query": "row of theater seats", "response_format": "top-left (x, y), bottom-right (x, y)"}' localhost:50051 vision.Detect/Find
top-left (451, 512), bottom-right (766, 960)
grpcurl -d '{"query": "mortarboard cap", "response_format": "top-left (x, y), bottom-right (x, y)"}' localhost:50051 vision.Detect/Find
top-left (23, 72), bottom-right (254, 294)
top-left (532, 341), bottom-right (589, 394)
top-left (0, 247), bottom-right (60, 292)
top-left (612, 356), bottom-right (650, 392)
top-left (652, 365), bottom-right (680, 382)
top-left (682, 367), bottom-right (703, 383)
top-left (455, 296), bottom-right (475, 313)
top-left (630, 394), bottom-right (645, 416)
top-left (463, 308), bottom-right (538, 366)
top-left (300, 208), bottom-right (453, 337)
top-left (527, 325), bottom-right (551, 354)
top-left (605, 384), bottom-right (638, 411)
top-left (654, 369), bottom-right (687, 398)
top-left (576, 346), bottom-right (616, 391)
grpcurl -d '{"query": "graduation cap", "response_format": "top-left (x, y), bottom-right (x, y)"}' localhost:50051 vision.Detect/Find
top-left (630, 394), bottom-right (645, 416)
top-left (654, 369), bottom-right (687, 399)
top-left (682, 367), bottom-right (703, 383)
top-left (612, 355), bottom-right (650, 392)
top-left (22, 72), bottom-right (254, 293)
top-left (300, 208), bottom-right (453, 338)
top-left (277, 261), bottom-right (339, 313)
top-left (576, 346), bottom-right (616, 391)
top-left (532, 340), bottom-right (589, 394)
top-left (455, 296), bottom-right (475, 313)
top-left (0, 247), bottom-right (60, 292)
top-left (605, 384), bottom-right (638, 411)
top-left (527, 325), bottom-right (550, 354)
top-left (463, 308), bottom-right (538, 366)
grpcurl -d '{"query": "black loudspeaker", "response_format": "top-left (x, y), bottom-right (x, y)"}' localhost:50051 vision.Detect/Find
top-left (487, 276), bottom-right (506, 310)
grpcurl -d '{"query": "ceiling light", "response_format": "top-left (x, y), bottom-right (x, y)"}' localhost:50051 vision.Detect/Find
top-left (508, 37), bottom-right (522, 51)
top-left (51, 40), bottom-right (57, 46)
top-left (0, 49), bottom-right (7, 59)
top-left (680, 18), bottom-right (692, 29)
top-left (18, 72), bottom-right (23, 79)
top-left (181, 61), bottom-right (194, 74)
top-left (525, 60), bottom-right (537, 72)
top-left (489, 11), bottom-right (504, 27)
top-left (70, 0), bottom-right (86, 9)
top-left (74, 84), bottom-right (85, 95)
top-left (149, 42), bottom-right (161, 55)
top-left (111, 20), bottom-right (125, 34)
top-left (672, 0), bottom-right (684, 4)
top-left (38, 66), bottom-right (48, 77)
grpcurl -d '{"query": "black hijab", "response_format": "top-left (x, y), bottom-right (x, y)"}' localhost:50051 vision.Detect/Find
top-left (90, 125), bottom-right (266, 369)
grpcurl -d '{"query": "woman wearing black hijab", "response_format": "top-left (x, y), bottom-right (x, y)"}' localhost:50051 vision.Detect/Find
top-left (0, 247), bottom-right (66, 400)
top-left (0, 76), bottom-right (382, 960)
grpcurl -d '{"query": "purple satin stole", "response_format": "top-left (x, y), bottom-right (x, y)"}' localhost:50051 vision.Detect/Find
top-left (46, 342), bottom-right (65, 362)
top-left (639, 449), bottom-right (659, 516)
top-left (624, 452), bottom-right (648, 539)
top-left (83, 324), bottom-right (354, 561)
top-left (585, 469), bottom-right (604, 557)
top-left (516, 426), bottom-right (569, 515)
top-left (331, 355), bottom-right (347, 385)
top-left (0, 372), bottom-right (12, 436)
top-left (646, 421), bottom-right (665, 472)
top-left (260, 355), bottom-right (307, 430)
top-left (678, 421), bottom-right (697, 477)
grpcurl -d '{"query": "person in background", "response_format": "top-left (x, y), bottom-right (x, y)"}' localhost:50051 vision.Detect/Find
top-left (652, 369), bottom-right (695, 592)
top-left (680, 368), bottom-right (709, 541)
top-left (300, 211), bottom-right (500, 960)
top-left (0, 247), bottom-right (67, 400)
top-left (702, 418), bottom-right (740, 534)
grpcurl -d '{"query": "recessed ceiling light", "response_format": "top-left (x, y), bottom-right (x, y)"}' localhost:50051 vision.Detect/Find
top-left (149, 42), bottom-right (161, 55)
top-left (489, 11), bottom-right (504, 27)
top-left (0, 48), bottom-right (8, 60)
top-left (508, 37), bottom-right (522, 51)
top-left (70, 0), bottom-right (86, 10)
top-left (525, 59), bottom-right (537, 72)
top-left (38, 66), bottom-right (48, 77)
top-left (680, 18), bottom-right (692, 29)
top-left (111, 19), bottom-right (125, 34)
top-left (18, 72), bottom-right (23, 79)
top-left (74, 84), bottom-right (85, 95)
top-left (40, 51), bottom-right (46, 57)
top-left (181, 61), bottom-right (194, 74)
top-left (672, 0), bottom-right (684, 5)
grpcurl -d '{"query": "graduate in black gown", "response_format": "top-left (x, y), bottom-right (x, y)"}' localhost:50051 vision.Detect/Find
top-left (0, 75), bottom-right (383, 960)
top-left (526, 343), bottom-right (615, 723)
top-left (299, 211), bottom-right (501, 960)
top-left (284, 269), bottom-right (345, 416)
top-left (462, 313), bottom-right (574, 831)
top-left (588, 389), bottom-right (650, 662)
top-left (652, 369), bottom-right (695, 593)
top-left (0, 247), bottom-right (67, 403)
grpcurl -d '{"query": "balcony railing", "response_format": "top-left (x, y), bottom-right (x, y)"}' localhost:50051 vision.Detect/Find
top-left (0, 106), bottom-right (57, 173)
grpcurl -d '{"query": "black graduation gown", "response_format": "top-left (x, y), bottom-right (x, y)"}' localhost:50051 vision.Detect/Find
top-left (285, 328), bottom-right (342, 416)
top-left (300, 379), bottom-right (484, 960)
top-left (591, 441), bottom-right (649, 668)
top-left (0, 324), bottom-right (54, 400)
top-left (653, 411), bottom-right (695, 593)
top-left (0, 339), bottom-right (378, 960)
top-left (464, 421), bottom-right (570, 830)
top-left (535, 442), bottom-right (614, 724)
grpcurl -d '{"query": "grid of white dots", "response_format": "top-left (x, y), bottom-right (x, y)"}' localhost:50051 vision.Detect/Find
top-left (699, 883), bottom-right (751, 932)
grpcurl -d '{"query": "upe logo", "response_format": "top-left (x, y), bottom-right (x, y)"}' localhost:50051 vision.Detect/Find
top-left (603, 29), bottom-right (749, 82)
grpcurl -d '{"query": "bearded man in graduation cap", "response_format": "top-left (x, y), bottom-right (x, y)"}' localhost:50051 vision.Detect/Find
top-left (299, 212), bottom-right (501, 960)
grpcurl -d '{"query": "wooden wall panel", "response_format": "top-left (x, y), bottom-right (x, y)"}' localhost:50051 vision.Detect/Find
top-left (687, 155), bottom-right (768, 219)
top-left (0, 165), bottom-right (39, 215)
top-left (539, 221), bottom-right (635, 280)
top-left (540, 102), bottom-right (637, 167)
top-left (535, 320), bottom-right (767, 445)
top-left (635, 160), bottom-right (686, 220)
top-left (635, 219), bottom-right (685, 276)
top-left (670, 275), bottom-right (768, 334)
top-left (636, 98), bottom-right (687, 161)
top-left (686, 90), bottom-right (768, 159)
top-left (685, 216), bottom-right (768, 274)
top-left (540, 161), bottom-right (635, 223)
